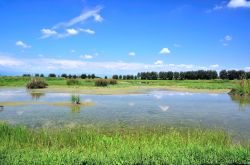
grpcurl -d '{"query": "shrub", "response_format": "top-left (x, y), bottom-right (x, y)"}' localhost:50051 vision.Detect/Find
top-left (66, 79), bottom-right (80, 86)
top-left (71, 95), bottom-right (80, 104)
top-left (26, 78), bottom-right (48, 89)
top-left (95, 79), bottom-right (108, 86)
top-left (108, 79), bottom-right (117, 85)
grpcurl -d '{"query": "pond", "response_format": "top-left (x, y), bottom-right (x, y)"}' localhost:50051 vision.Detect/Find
top-left (0, 88), bottom-right (250, 138)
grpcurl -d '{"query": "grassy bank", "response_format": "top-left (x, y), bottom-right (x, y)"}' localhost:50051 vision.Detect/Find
top-left (0, 123), bottom-right (249, 164)
top-left (0, 76), bottom-right (238, 92)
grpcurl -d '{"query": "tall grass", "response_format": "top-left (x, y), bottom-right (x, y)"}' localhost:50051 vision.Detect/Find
top-left (230, 79), bottom-right (250, 96)
top-left (0, 123), bottom-right (249, 164)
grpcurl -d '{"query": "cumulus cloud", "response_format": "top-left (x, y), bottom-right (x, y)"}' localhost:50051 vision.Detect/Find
top-left (245, 67), bottom-right (250, 70)
top-left (227, 0), bottom-right (250, 8)
top-left (15, 41), bottom-right (31, 48)
top-left (154, 60), bottom-right (164, 65)
top-left (0, 55), bottom-right (23, 67)
top-left (66, 28), bottom-right (78, 35)
top-left (80, 54), bottom-right (93, 59)
top-left (159, 48), bottom-right (171, 55)
top-left (128, 52), bottom-right (136, 56)
top-left (41, 29), bottom-right (57, 38)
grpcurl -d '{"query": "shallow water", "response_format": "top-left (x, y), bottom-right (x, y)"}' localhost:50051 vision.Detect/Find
top-left (0, 88), bottom-right (250, 137)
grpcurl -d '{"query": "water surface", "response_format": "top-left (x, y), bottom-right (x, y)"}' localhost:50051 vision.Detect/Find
top-left (0, 88), bottom-right (250, 138)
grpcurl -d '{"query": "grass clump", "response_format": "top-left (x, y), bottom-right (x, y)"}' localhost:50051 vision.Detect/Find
top-left (0, 123), bottom-right (249, 164)
top-left (66, 79), bottom-right (80, 86)
top-left (95, 79), bottom-right (117, 87)
top-left (71, 95), bottom-right (80, 104)
top-left (229, 79), bottom-right (250, 96)
top-left (26, 78), bottom-right (48, 89)
top-left (95, 79), bottom-right (108, 86)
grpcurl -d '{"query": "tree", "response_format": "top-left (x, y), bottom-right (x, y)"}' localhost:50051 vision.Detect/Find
top-left (91, 74), bottom-right (95, 79)
top-left (166, 71), bottom-right (174, 80)
top-left (35, 73), bottom-right (40, 77)
top-left (122, 75), bottom-right (127, 80)
top-left (119, 75), bottom-right (122, 79)
top-left (173, 72), bottom-right (180, 80)
top-left (48, 73), bottom-right (56, 77)
top-left (80, 74), bottom-right (87, 79)
top-left (73, 75), bottom-right (77, 79)
top-left (246, 72), bottom-right (250, 79)
top-left (87, 74), bottom-right (91, 79)
top-left (219, 70), bottom-right (228, 79)
top-left (227, 70), bottom-right (237, 80)
top-left (61, 73), bottom-right (67, 78)
top-left (112, 75), bottom-right (118, 79)
top-left (104, 76), bottom-right (107, 79)
top-left (68, 74), bottom-right (72, 79)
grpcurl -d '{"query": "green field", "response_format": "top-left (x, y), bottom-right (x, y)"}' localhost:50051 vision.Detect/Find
top-left (0, 123), bottom-right (249, 164)
top-left (0, 76), bottom-right (238, 91)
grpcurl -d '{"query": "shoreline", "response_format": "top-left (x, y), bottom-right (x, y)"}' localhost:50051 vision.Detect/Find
top-left (0, 85), bottom-right (230, 95)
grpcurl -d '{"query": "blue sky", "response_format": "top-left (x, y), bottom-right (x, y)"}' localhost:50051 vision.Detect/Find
top-left (0, 0), bottom-right (250, 75)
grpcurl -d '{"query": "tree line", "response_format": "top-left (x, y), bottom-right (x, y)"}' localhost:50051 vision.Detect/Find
top-left (21, 70), bottom-right (250, 80)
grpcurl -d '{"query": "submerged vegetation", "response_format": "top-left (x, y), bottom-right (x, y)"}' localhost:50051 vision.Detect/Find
top-left (0, 123), bottom-right (249, 164)
top-left (26, 78), bottom-right (48, 89)
top-left (230, 79), bottom-right (250, 96)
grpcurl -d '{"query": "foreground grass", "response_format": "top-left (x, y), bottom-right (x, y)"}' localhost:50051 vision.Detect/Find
top-left (0, 76), bottom-right (238, 91)
top-left (0, 123), bottom-right (249, 164)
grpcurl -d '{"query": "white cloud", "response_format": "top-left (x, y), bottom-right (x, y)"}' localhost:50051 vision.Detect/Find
top-left (128, 52), bottom-right (136, 56)
top-left (79, 28), bottom-right (95, 34)
top-left (53, 6), bottom-right (103, 29)
top-left (210, 64), bottom-right (220, 68)
top-left (41, 28), bottom-right (57, 38)
top-left (80, 54), bottom-right (93, 59)
top-left (159, 48), bottom-right (171, 55)
top-left (1, 55), bottom-right (245, 75)
top-left (154, 60), bottom-right (164, 65)
top-left (227, 0), bottom-right (250, 8)
top-left (66, 28), bottom-right (78, 35)
top-left (173, 44), bottom-right (181, 47)
top-left (15, 41), bottom-right (31, 48)
top-left (0, 56), bottom-right (23, 67)
top-left (71, 50), bottom-right (76, 53)
top-left (41, 6), bottom-right (102, 39)
top-left (245, 67), bottom-right (250, 70)
top-left (221, 35), bottom-right (233, 46)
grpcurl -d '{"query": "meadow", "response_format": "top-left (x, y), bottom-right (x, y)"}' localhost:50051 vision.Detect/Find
top-left (0, 76), bottom-right (238, 91)
top-left (0, 123), bottom-right (249, 164)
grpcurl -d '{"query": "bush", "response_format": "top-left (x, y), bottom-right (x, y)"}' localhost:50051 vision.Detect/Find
top-left (66, 79), bottom-right (80, 86)
top-left (26, 78), bottom-right (48, 89)
top-left (108, 79), bottom-right (117, 85)
top-left (229, 79), bottom-right (250, 96)
top-left (95, 79), bottom-right (108, 86)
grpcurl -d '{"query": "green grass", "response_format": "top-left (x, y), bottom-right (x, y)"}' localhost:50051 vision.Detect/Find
top-left (0, 76), bottom-right (238, 90)
top-left (230, 79), bottom-right (250, 96)
top-left (0, 123), bottom-right (249, 164)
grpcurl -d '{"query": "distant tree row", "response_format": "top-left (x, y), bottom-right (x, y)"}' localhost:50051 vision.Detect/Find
top-left (137, 70), bottom-right (218, 80)
top-left (219, 70), bottom-right (250, 80)
top-left (112, 75), bottom-right (138, 80)
top-left (22, 73), bottom-right (96, 79)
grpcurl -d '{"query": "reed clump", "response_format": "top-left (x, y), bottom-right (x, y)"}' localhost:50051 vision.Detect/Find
top-left (66, 79), bottom-right (80, 86)
top-left (95, 79), bottom-right (117, 87)
top-left (229, 79), bottom-right (250, 96)
top-left (26, 78), bottom-right (48, 89)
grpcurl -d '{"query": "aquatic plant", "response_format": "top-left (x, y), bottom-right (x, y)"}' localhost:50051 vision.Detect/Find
top-left (26, 78), bottom-right (48, 89)
top-left (66, 79), bottom-right (80, 86)
top-left (95, 79), bottom-right (108, 86)
top-left (71, 95), bottom-right (80, 104)
top-left (229, 79), bottom-right (250, 96)
top-left (0, 123), bottom-right (249, 164)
